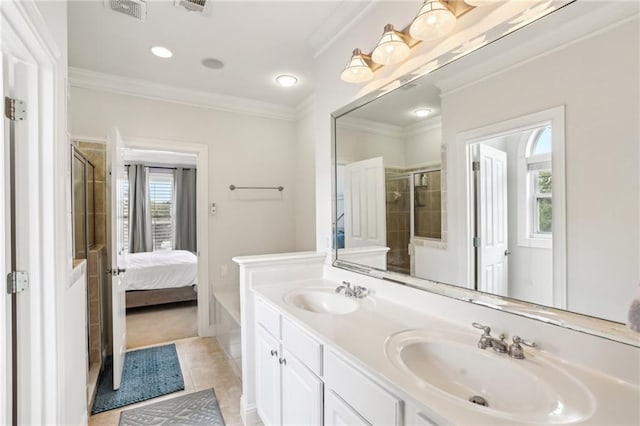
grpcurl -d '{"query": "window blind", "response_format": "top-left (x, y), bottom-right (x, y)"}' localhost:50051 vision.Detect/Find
top-left (148, 169), bottom-right (174, 251)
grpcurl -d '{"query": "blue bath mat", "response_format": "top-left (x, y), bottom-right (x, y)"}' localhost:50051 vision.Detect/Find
top-left (92, 344), bottom-right (185, 414)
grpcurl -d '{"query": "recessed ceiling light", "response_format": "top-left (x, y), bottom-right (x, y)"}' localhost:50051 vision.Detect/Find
top-left (413, 108), bottom-right (432, 117)
top-left (276, 74), bottom-right (298, 87)
top-left (150, 46), bottom-right (173, 59)
top-left (201, 58), bottom-right (225, 70)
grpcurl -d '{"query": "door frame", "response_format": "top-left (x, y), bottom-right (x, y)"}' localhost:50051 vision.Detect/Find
top-left (71, 135), bottom-right (213, 337)
top-left (1, 1), bottom-right (64, 424)
top-left (455, 106), bottom-right (566, 307)
top-left (121, 136), bottom-right (212, 336)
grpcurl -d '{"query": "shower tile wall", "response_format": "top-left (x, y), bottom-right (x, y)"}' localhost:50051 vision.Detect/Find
top-left (385, 170), bottom-right (410, 274)
top-left (75, 141), bottom-right (107, 246)
top-left (74, 141), bottom-right (108, 368)
top-left (414, 170), bottom-right (442, 239)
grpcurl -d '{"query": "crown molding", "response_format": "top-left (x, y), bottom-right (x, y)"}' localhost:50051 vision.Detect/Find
top-left (68, 67), bottom-right (297, 121)
top-left (337, 116), bottom-right (404, 139)
top-left (309, 1), bottom-right (379, 59)
top-left (295, 95), bottom-right (316, 120)
top-left (403, 116), bottom-right (442, 138)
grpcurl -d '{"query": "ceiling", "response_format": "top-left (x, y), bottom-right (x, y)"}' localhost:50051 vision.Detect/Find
top-left (68, 0), bottom-right (364, 107)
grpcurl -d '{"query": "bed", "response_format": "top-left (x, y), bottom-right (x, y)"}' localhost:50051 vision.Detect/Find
top-left (124, 250), bottom-right (198, 308)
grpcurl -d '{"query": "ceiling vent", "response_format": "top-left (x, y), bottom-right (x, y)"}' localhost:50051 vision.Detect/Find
top-left (106, 0), bottom-right (147, 22)
top-left (174, 0), bottom-right (212, 15)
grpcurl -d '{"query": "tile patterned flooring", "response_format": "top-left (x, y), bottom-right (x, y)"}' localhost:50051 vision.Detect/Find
top-left (89, 337), bottom-right (243, 425)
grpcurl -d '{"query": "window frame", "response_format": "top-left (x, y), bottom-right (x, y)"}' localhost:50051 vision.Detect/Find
top-left (517, 127), bottom-right (553, 249)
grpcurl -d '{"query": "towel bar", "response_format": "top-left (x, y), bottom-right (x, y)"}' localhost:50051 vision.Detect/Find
top-left (229, 185), bottom-right (284, 192)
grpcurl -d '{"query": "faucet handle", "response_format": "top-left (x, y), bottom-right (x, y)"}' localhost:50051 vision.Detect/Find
top-left (472, 322), bottom-right (491, 336)
top-left (513, 336), bottom-right (536, 348)
top-left (508, 336), bottom-right (536, 359)
top-left (342, 281), bottom-right (352, 289)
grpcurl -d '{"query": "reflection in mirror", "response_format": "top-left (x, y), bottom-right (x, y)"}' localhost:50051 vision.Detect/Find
top-left (335, 81), bottom-right (445, 274)
top-left (333, 2), bottom-right (639, 336)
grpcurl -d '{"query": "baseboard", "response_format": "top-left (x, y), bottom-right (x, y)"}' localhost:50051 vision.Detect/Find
top-left (240, 396), bottom-right (261, 426)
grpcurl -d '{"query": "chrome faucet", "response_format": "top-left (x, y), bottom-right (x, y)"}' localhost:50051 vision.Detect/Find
top-left (507, 336), bottom-right (537, 359)
top-left (472, 322), bottom-right (508, 353)
top-left (336, 281), bottom-right (354, 296)
top-left (336, 281), bottom-right (369, 299)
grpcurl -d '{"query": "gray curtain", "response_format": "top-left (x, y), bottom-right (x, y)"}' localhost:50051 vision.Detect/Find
top-left (174, 168), bottom-right (197, 252)
top-left (128, 164), bottom-right (152, 253)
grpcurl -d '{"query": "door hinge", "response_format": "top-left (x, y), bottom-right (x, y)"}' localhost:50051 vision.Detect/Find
top-left (4, 97), bottom-right (26, 121)
top-left (472, 161), bottom-right (480, 172)
top-left (6, 271), bottom-right (28, 294)
top-left (472, 237), bottom-right (480, 247)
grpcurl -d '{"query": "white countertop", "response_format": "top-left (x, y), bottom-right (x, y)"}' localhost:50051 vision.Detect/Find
top-left (254, 279), bottom-right (640, 425)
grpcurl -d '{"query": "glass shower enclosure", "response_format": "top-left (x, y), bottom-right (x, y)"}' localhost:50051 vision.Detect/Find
top-left (72, 147), bottom-right (96, 259)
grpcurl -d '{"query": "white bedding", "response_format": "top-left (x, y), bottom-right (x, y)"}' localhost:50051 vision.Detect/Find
top-left (124, 250), bottom-right (197, 291)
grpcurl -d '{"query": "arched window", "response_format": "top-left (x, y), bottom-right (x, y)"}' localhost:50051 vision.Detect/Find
top-left (518, 125), bottom-right (552, 248)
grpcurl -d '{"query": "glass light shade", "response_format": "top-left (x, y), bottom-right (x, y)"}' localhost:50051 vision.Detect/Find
top-left (371, 24), bottom-right (411, 65)
top-left (464, 0), bottom-right (500, 6)
top-left (409, 0), bottom-right (457, 41)
top-left (340, 49), bottom-right (374, 83)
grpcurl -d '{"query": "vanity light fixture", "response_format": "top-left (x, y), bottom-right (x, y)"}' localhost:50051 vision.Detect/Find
top-left (464, 0), bottom-right (500, 6)
top-left (275, 74), bottom-right (298, 87)
top-left (372, 24), bottom-right (412, 65)
top-left (150, 46), bottom-right (173, 58)
top-left (409, 0), bottom-right (457, 41)
top-left (413, 108), bottom-right (432, 117)
top-left (340, 1), bottom-right (475, 84)
top-left (340, 49), bottom-right (380, 83)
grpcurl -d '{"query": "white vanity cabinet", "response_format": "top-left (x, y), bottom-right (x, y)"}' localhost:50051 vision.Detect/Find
top-left (254, 297), bottom-right (324, 426)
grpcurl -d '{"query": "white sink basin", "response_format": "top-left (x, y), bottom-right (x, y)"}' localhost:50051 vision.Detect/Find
top-left (284, 288), bottom-right (362, 315)
top-left (385, 329), bottom-right (595, 423)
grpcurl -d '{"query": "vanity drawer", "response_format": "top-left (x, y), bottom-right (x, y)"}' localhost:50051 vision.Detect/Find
top-left (255, 297), bottom-right (281, 339)
top-left (325, 350), bottom-right (402, 426)
top-left (282, 317), bottom-right (323, 375)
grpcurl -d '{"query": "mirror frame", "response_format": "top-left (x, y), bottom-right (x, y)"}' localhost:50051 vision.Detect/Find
top-left (331, 2), bottom-right (639, 347)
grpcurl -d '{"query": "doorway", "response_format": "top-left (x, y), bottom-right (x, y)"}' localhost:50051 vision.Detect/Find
top-left (121, 147), bottom-right (200, 349)
top-left (458, 107), bottom-right (566, 308)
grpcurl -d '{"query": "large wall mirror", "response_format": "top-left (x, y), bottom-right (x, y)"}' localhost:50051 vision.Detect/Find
top-left (333, 1), bottom-right (639, 345)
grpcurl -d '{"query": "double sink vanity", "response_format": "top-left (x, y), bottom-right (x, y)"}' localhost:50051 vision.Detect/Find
top-left (245, 270), bottom-right (638, 426)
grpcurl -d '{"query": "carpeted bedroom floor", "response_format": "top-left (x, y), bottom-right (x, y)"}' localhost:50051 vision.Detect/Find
top-left (126, 301), bottom-right (198, 349)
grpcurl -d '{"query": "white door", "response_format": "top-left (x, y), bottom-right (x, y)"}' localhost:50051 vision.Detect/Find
top-left (477, 144), bottom-right (509, 295)
top-left (255, 326), bottom-right (281, 426)
top-left (281, 349), bottom-right (323, 426)
top-left (344, 157), bottom-right (386, 248)
top-left (324, 390), bottom-right (370, 426)
top-left (108, 127), bottom-right (127, 389)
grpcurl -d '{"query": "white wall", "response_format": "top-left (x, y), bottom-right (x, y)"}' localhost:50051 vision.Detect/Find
top-left (294, 104), bottom-right (317, 251)
top-left (403, 121), bottom-right (443, 168)
top-left (335, 125), bottom-right (404, 166)
top-left (68, 87), bottom-right (300, 292)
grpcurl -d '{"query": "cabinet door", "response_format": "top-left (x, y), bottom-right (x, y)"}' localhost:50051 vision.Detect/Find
top-left (281, 349), bottom-right (323, 426)
top-left (325, 389), bottom-right (370, 426)
top-left (256, 326), bottom-right (281, 426)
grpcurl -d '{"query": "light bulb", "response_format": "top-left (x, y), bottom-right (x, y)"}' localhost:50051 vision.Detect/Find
top-left (340, 49), bottom-right (374, 83)
top-left (150, 46), bottom-right (173, 58)
top-left (275, 75), bottom-right (298, 87)
top-left (371, 24), bottom-right (411, 65)
top-left (409, 0), bottom-right (457, 41)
